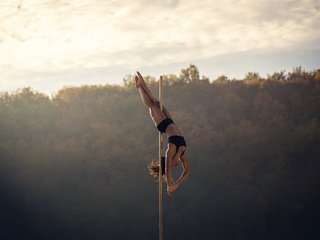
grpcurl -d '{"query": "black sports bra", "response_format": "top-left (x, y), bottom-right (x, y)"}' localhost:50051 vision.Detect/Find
top-left (157, 118), bottom-right (174, 133)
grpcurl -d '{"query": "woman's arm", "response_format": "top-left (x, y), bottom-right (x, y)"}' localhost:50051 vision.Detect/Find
top-left (166, 147), bottom-right (190, 195)
top-left (173, 155), bottom-right (190, 190)
top-left (167, 157), bottom-right (190, 195)
top-left (165, 145), bottom-right (176, 196)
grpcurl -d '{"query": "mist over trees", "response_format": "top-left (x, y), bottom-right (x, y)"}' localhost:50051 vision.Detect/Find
top-left (1, 65), bottom-right (320, 239)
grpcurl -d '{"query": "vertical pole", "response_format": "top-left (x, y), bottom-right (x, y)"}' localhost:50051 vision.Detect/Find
top-left (159, 76), bottom-right (164, 240)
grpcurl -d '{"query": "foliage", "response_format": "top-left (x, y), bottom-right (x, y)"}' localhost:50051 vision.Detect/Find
top-left (0, 66), bottom-right (320, 239)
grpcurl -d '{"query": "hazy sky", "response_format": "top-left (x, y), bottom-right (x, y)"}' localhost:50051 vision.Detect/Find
top-left (1, 0), bottom-right (319, 95)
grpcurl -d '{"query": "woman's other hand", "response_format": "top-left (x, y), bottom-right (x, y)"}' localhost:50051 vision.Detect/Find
top-left (167, 183), bottom-right (178, 196)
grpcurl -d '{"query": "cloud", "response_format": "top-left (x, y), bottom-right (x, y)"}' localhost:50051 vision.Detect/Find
top-left (0, 0), bottom-right (319, 91)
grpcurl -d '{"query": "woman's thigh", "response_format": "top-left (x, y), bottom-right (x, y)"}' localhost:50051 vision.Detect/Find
top-left (149, 105), bottom-right (166, 125)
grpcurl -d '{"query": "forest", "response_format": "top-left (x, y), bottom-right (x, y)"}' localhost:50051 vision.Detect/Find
top-left (0, 65), bottom-right (320, 240)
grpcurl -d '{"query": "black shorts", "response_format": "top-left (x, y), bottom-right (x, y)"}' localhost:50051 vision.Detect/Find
top-left (168, 135), bottom-right (186, 156)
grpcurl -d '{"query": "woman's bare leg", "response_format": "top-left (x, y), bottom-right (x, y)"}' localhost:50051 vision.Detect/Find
top-left (135, 74), bottom-right (166, 125)
top-left (135, 73), bottom-right (155, 108)
top-left (157, 104), bottom-right (173, 119)
top-left (136, 71), bottom-right (158, 103)
top-left (136, 72), bottom-right (174, 119)
top-left (136, 84), bottom-right (154, 108)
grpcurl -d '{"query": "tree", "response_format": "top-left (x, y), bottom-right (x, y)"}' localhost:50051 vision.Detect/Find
top-left (214, 75), bottom-right (229, 84)
top-left (244, 72), bottom-right (262, 84)
top-left (267, 70), bottom-right (286, 81)
top-left (179, 64), bottom-right (200, 83)
top-left (315, 69), bottom-right (320, 80)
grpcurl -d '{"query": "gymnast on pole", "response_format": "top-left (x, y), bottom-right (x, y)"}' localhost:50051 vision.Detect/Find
top-left (135, 71), bottom-right (190, 196)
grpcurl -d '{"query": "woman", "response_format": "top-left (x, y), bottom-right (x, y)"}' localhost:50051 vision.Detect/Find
top-left (135, 71), bottom-right (190, 196)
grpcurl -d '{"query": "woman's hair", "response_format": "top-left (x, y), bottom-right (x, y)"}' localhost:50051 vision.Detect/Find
top-left (148, 161), bottom-right (160, 179)
top-left (148, 157), bottom-right (166, 180)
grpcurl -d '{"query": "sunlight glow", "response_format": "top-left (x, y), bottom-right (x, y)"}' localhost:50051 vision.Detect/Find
top-left (0, 0), bottom-right (319, 93)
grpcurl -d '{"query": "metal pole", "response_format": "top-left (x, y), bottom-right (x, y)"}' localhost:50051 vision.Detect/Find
top-left (159, 76), bottom-right (164, 240)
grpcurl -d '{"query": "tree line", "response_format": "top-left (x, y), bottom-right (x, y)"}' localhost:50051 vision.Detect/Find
top-left (0, 65), bottom-right (320, 239)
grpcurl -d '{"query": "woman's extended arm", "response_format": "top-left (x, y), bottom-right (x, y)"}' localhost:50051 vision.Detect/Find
top-left (166, 147), bottom-right (190, 195)
top-left (173, 155), bottom-right (190, 190)
top-left (165, 145), bottom-right (176, 196)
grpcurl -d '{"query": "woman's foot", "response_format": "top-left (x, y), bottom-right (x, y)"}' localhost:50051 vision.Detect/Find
top-left (135, 75), bottom-right (142, 88)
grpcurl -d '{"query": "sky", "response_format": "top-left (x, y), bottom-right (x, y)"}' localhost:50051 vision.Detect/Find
top-left (0, 0), bottom-right (319, 95)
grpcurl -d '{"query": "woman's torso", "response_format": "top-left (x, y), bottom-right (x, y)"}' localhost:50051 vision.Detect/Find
top-left (165, 122), bottom-right (181, 137)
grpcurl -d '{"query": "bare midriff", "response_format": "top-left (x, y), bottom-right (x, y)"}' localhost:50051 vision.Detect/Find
top-left (165, 123), bottom-right (181, 137)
